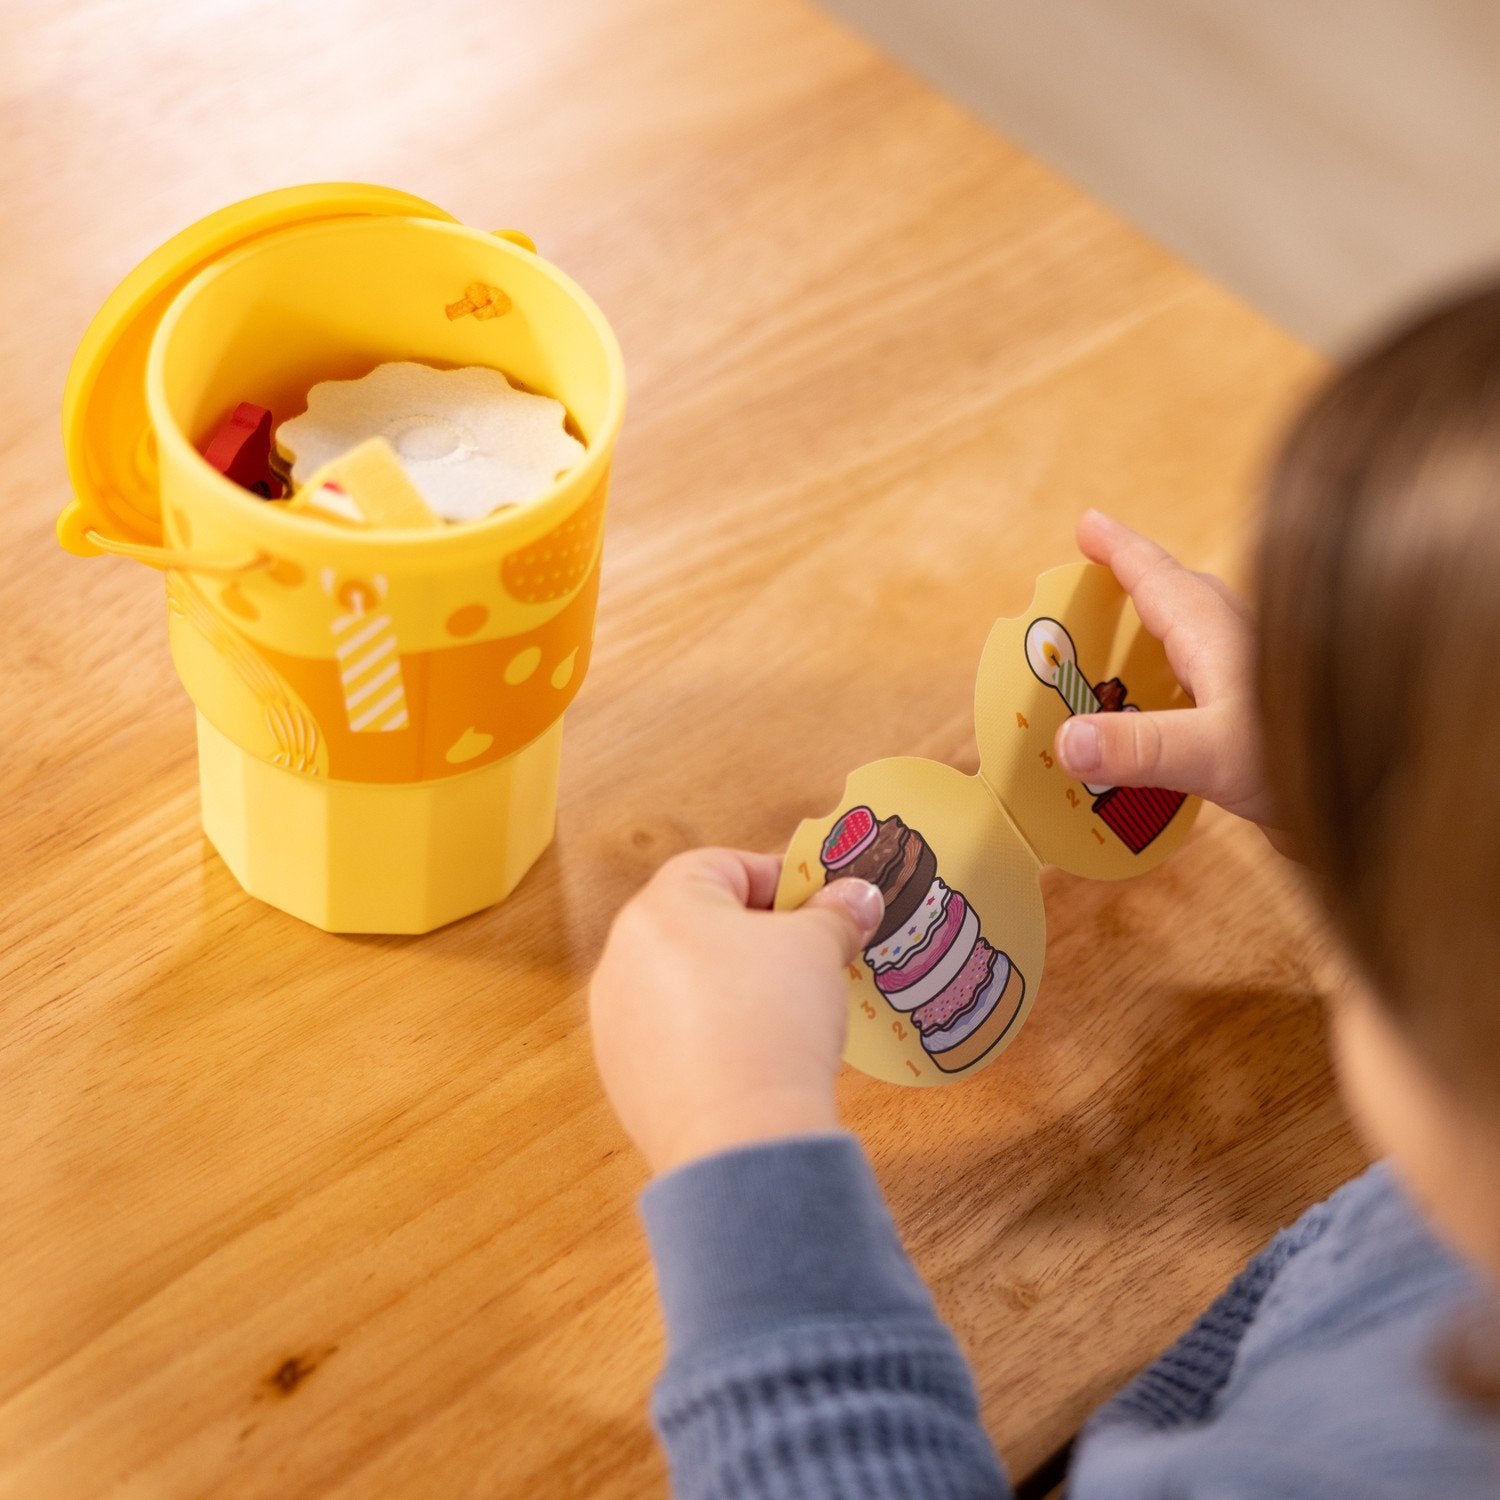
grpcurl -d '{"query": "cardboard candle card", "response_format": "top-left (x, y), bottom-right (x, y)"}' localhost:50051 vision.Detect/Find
top-left (775, 562), bottom-right (1199, 1087)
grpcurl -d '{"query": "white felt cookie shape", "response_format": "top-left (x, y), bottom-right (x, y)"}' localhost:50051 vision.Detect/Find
top-left (279, 362), bottom-right (585, 523)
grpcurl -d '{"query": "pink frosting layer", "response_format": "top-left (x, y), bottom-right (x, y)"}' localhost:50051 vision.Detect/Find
top-left (912, 939), bottom-right (997, 1034)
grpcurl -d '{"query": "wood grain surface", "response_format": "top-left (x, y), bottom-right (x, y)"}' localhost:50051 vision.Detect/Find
top-left (0, 0), bottom-right (1365, 1495)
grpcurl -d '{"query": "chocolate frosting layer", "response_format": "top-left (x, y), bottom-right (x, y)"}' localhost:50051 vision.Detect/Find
top-left (870, 833), bottom-right (938, 946)
top-left (830, 815), bottom-right (908, 890)
top-left (824, 812), bottom-right (941, 946)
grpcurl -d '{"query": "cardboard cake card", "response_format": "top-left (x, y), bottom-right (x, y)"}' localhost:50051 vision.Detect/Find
top-left (775, 562), bottom-right (1198, 1087)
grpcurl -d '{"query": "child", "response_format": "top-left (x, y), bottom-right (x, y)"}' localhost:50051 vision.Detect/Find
top-left (589, 285), bottom-right (1500, 1496)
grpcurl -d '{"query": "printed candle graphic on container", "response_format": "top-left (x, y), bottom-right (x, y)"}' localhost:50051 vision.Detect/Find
top-left (1024, 616), bottom-right (1185, 852)
top-left (325, 572), bottom-right (409, 734)
top-left (820, 807), bottom-right (1026, 1073)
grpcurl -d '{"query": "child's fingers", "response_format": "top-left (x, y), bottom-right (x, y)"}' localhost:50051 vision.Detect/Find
top-left (1056, 706), bottom-right (1221, 797)
top-left (1076, 510), bottom-right (1245, 697)
top-left (739, 852), bottom-right (790, 910)
top-left (798, 879), bottom-right (884, 958)
top-left (656, 847), bottom-right (784, 909)
top-left (1077, 511), bottom-right (1193, 614)
top-left (1194, 568), bottom-right (1254, 621)
top-left (1076, 506), bottom-right (1139, 567)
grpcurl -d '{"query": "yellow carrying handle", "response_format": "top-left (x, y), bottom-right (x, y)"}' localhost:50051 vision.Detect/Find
top-left (82, 528), bottom-right (268, 576)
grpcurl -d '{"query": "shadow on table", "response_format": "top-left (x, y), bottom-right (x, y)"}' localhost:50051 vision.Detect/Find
top-left (869, 976), bottom-right (1356, 1248)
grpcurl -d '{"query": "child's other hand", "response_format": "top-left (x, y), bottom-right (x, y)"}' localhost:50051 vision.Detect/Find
top-left (1056, 510), bottom-right (1277, 832)
top-left (590, 849), bottom-right (883, 1177)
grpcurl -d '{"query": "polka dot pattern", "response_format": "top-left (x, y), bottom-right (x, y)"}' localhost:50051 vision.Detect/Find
top-left (445, 603), bottom-right (489, 638)
top-left (501, 486), bottom-right (606, 604)
top-left (253, 545), bottom-right (604, 783)
top-left (504, 646), bottom-right (542, 685)
top-left (220, 583), bottom-right (259, 621)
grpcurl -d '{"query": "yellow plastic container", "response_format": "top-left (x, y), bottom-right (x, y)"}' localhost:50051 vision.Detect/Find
top-left (59, 185), bottom-right (625, 932)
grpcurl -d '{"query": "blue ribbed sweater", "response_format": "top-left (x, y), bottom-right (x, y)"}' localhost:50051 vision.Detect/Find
top-left (641, 1135), bottom-right (1500, 1497)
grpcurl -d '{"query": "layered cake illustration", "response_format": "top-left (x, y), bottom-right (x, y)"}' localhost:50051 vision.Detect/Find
top-left (1024, 617), bottom-right (1187, 853)
top-left (820, 806), bottom-right (1026, 1073)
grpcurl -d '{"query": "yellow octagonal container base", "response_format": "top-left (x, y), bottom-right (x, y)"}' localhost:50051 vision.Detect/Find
top-left (60, 186), bottom-right (626, 932)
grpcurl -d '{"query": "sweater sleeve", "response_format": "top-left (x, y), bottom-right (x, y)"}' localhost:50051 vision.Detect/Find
top-left (640, 1133), bottom-right (1009, 1499)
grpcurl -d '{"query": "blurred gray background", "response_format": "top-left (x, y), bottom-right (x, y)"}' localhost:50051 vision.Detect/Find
top-left (817, 0), bottom-right (1500, 353)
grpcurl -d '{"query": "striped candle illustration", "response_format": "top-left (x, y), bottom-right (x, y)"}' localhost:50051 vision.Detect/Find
top-left (1055, 656), bottom-right (1100, 719)
top-left (1024, 616), bottom-right (1185, 854)
top-left (331, 597), bottom-right (410, 734)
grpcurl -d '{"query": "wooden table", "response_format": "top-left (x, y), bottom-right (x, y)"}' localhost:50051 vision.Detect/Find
top-left (1, 1), bottom-right (1366, 1494)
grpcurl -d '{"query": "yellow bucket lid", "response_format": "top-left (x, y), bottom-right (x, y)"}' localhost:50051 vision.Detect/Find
top-left (58, 183), bottom-right (457, 557)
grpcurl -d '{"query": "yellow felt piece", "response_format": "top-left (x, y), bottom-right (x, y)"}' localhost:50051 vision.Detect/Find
top-left (285, 436), bottom-right (444, 530)
top-left (776, 563), bottom-right (1201, 1088)
top-left (776, 759), bottom-right (1044, 1089)
top-left (973, 562), bottom-right (1198, 880)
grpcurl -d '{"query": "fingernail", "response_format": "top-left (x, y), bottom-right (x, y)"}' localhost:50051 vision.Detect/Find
top-left (828, 878), bottom-right (884, 936)
top-left (1058, 719), bottom-right (1101, 774)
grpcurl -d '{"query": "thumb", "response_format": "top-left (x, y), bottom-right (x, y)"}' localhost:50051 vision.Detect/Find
top-left (796, 878), bottom-right (884, 964)
top-left (1056, 707), bottom-right (1217, 796)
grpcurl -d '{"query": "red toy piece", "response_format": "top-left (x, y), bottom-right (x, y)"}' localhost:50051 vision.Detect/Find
top-left (201, 402), bottom-right (285, 499)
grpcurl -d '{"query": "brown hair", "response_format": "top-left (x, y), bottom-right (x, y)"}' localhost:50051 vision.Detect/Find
top-left (1256, 282), bottom-right (1500, 1118)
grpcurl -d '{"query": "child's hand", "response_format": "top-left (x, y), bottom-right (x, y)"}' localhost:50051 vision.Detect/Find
top-left (1055, 510), bottom-right (1278, 832)
top-left (590, 849), bottom-right (884, 1176)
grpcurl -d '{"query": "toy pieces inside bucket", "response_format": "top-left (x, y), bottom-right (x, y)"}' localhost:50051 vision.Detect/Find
top-left (278, 362), bottom-right (584, 524)
top-left (285, 436), bottom-right (443, 529)
top-left (57, 183), bottom-right (457, 558)
top-left (974, 562), bottom-right (1199, 881)
top-left (775, 757), bottom-right (1045, 1088)
top-left (202, 403), bottom-right (285, 499)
